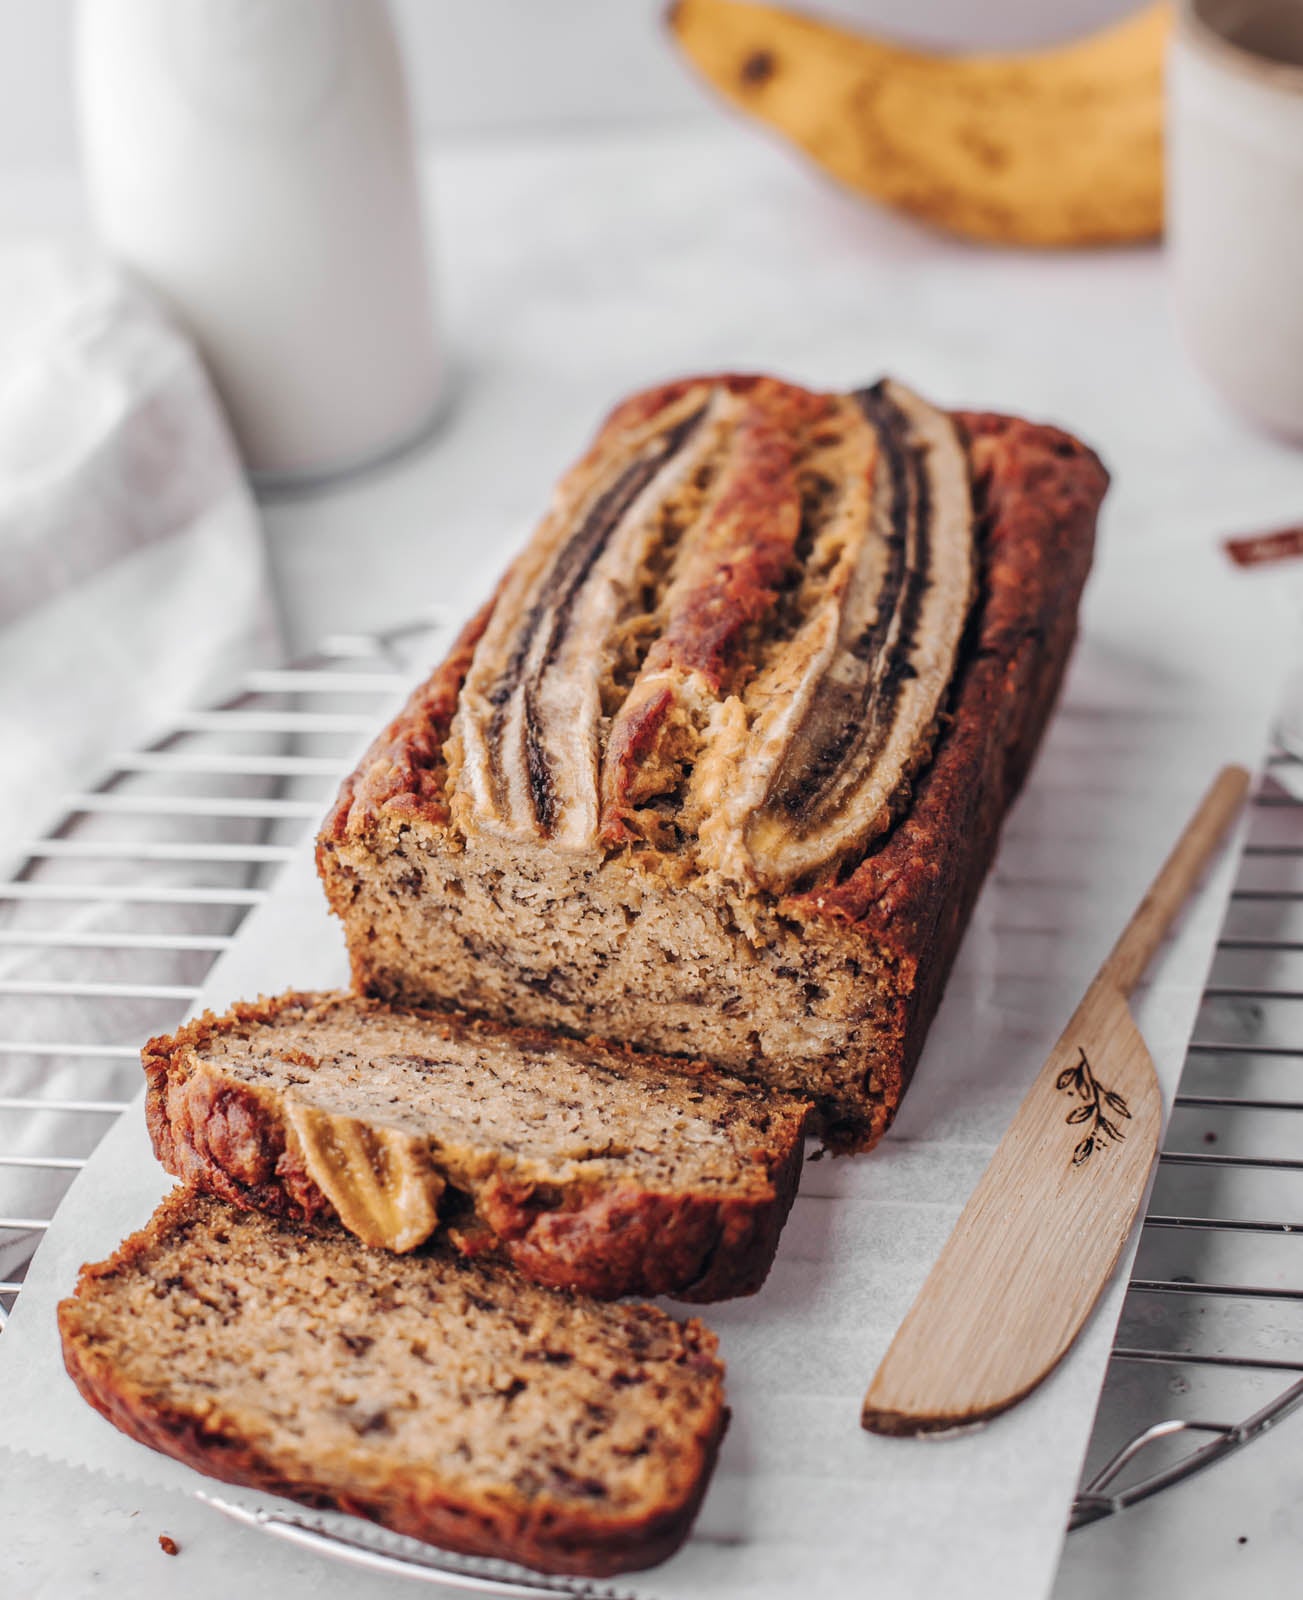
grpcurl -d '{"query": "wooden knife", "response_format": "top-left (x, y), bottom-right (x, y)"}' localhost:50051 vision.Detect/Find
top-left (862, 764), bottom-right (1251, 1437)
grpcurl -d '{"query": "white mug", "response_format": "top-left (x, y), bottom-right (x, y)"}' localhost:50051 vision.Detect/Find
top-left (1168, 0), bottom-right (1303, 442)
top-left (76, 0), bottom-right (444, 488)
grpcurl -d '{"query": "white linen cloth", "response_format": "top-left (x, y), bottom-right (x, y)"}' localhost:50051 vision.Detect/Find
top-left (0, 243), bottom-right (279, 1278)
top-left (0, 242), bottom-right (277, 859)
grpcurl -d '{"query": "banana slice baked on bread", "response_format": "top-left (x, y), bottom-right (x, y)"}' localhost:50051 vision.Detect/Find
top-left (144, 991), bottom-right (809, 1300)
top-left (58, 1190), bottom-right (727, 1577)
top-left (318, 373), bottom-right (1108, 1150)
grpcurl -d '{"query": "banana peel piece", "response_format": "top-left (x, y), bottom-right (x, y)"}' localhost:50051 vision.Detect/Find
top-left (667, 0), bottom-right (1169, 247)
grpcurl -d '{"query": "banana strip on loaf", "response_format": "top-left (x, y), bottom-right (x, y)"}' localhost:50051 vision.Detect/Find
top-left (145, 991), bottom-right (809, 1301)
top-left (319, 373), bottom-right (1108, 1150)
top-left (59, 1190), bottom-right (727, 1578)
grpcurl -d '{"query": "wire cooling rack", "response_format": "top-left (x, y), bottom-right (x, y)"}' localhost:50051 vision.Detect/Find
top-left (1, 616), bottom-right (1300, 1591)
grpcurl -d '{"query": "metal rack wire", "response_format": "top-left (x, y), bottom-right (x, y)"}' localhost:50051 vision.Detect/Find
top-left (1068, 742), bottom-right (1303, 1527)
top-left (1, 616), bottom-right (1300, 1589)
top-left (0, 616), bottom-right (434, 1321)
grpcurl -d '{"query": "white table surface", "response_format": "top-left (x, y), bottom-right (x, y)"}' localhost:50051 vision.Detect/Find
top-left (4, 120), bottom-right (1303, 1598)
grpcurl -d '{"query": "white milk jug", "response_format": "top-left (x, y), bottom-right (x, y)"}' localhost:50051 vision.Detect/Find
top-left (76, 0), bottom-right (443, 486)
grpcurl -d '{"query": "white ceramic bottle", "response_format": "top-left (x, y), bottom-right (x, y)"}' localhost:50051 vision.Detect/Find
top-left (76, 0), bottom-right (443, 487)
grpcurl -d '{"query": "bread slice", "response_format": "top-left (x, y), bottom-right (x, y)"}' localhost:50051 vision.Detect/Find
top-left (144, 991), bottom-right (809, 1301)
top-left (317, 374), bottom-right (1108, 1151)
top-left (59, 1189), bottom-right (728, 1578)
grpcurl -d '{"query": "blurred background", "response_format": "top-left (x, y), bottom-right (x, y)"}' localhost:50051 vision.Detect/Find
top-left (0, 0), bottom-right (1150, 165)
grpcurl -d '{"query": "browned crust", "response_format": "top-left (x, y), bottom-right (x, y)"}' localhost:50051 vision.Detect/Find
top-left (57, 1190), bottom-right (728, 1579)
top-left (790, 411), bottom-right (1106, 1147)
top-left (143, 992), bottom-right (809, 1301)
top-left (317, 596), bottom-right (497, 849)
top-left (600, 370), bottom-right (778, 433)
top-left (144, 997), bottom-right (335, 1228)
top-left (489, 1128), bottom-right (805, 1302)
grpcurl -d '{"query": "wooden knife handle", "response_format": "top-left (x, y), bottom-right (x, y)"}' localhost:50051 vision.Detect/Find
top-left (1099, 765), bottom-right (1251, 997)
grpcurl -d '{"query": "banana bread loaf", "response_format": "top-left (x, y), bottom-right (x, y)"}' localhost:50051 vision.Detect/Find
top-left (144, 991), bottom-right (808, 1300)
top-left (318, 374), bottom-right (1108, 1150)
top-left (58, 1189), bottom-right (727, 1578)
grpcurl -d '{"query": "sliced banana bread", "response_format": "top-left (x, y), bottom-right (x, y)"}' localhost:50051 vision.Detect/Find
top-left (317, 373), bottom-right (1108, 1150)
top-left (144, 991), bottom-right (809, 1301)
top-left (58, 1190), bottom-right (727, 1577)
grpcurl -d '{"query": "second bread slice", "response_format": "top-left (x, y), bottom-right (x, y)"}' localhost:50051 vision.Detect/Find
top-left (145, 991), bottom-right (809, 1300)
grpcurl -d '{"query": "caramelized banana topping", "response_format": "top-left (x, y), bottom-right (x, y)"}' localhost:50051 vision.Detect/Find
top-left (449, 375), bottom-right (975, 891)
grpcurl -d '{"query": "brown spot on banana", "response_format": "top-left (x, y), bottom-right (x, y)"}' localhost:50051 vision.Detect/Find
top-left (739, 48), bottom-right (776, 87)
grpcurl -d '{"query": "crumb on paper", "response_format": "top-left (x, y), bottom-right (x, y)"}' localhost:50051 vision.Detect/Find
top-left (158, 1534), bottom-right (180, 1556)
top-left (1223, 525), bottom-right (1303, 568)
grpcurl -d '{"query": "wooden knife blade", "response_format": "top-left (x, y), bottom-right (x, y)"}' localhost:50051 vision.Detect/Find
top-left (862, 764), bottom-right (1251, 1437)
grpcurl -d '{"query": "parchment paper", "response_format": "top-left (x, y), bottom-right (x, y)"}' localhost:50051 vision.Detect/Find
top-left (0, 531), bottom-right (1291, 1600)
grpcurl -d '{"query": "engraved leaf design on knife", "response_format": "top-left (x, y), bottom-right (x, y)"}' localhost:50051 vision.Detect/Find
top-left (1057, 1046), bottom-right (1132, 1165)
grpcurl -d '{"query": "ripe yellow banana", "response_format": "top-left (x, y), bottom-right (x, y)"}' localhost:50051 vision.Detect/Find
top-left (667, 0), bottom-right (1170, 247)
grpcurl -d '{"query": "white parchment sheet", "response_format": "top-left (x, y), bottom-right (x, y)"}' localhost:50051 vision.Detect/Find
top-left (0, 533), bottom-right (1291, 1600)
